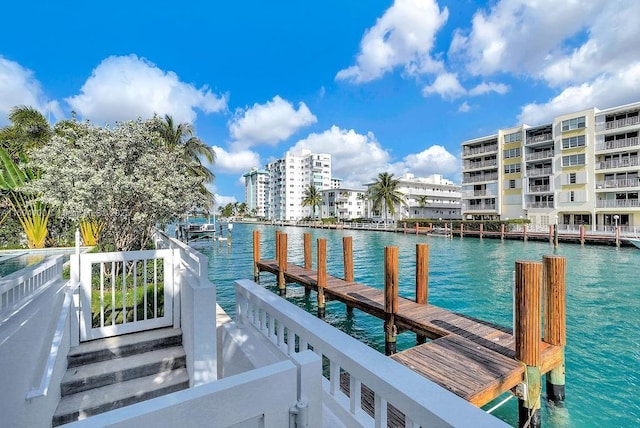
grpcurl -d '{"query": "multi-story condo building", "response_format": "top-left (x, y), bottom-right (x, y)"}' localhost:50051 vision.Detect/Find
top-left (242, 167), bottom-right (269, 219)
top-left (365, 173), bottom-right (462, 221)
top-left (461, 101), bottom-right (640, 231)
top-left (320, 188), bottom-right (366, 220)
top-left (256, 149), bottom-right (332, 221)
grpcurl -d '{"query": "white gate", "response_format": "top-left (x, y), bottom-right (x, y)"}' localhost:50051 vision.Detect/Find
top-left (79, 249), bottom-right (174, 341)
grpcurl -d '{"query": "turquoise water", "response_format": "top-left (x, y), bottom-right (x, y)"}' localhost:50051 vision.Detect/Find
top-left (197, 222), bottom-right (640, 427)
top-left (0, 253), bottom-right (45, 277)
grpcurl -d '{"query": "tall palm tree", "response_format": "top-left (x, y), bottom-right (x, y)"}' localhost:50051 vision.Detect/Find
top-left (417, 195), bottom-right (429, 207)
top-left (302, 184), bottom-right (323, 220)
top-left (369, 172), bottom-right (405, 225)
top-left (157, 114), bottom-right (216, 206)
top-left (0, 106), bottom-right (52, 162)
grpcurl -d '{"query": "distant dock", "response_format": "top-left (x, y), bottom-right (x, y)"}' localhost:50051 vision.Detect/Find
top-left (253, 230), bottom-right (567, 428)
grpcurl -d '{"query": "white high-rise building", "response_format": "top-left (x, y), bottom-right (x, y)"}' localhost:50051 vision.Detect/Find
top-left (243, 167), bottom-right (269, 219)
top-left (259, 149), bottom-right (332, 221)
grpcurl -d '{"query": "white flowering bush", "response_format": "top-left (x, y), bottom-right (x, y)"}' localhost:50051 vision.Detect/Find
top-left (28, 118), bottom-right (211, 251)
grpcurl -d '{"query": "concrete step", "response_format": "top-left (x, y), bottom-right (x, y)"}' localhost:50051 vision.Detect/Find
top-left (52, 367), bottom-right (189, 427)
top-left (61, 346), bottom-right (186, 396)
top-left (67, 328), bottom-right (182, 367)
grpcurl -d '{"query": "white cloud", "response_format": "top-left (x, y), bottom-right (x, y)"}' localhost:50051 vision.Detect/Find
top-left (229, 96), bottom-right (317, 148)
top-left (212, 145), bottom-right (262, 174)
top-left (0, 56), bottom-right (62, 125)
top-left (469, 81), bottom-right (509, 96)
top-left (458, 102), bottom-right (470, 113)
top-left (422, 72), bottom-right (465, 99)
top-left (519, 63), bottom-right (640, 125)
top-left (401, 145), bottom-right (459, 177)
top-left (336, 0), bottom-right (448, 83)
top-left (450, 0), bottom-right (640, 91)
top-left (215, 194), bottom-right (238, 206)
top-left (289, 125), bottom-right (391, 188)
top-left (66, 55), bottom-right (227, 124)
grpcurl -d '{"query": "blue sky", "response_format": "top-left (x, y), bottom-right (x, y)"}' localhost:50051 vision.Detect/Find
top-left (2, 0), bottom-right (639, 204)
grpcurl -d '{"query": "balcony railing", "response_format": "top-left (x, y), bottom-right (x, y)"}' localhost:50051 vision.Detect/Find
top-left (526, 167), bottom-right (553, 177)
top-left (461, 189), bottom-right (494, 197)
top-left (597, 116), bottom-right (640, 132)
top-left (596, 136), bottom-right (640, 152)
top-left (525, 133), bottom-right (553, 145)
top-left (527, 185), bottom-right (552, 193)
top-left (595, 157), bottom-right (640, 170)
top-left (525, 150), bottom-right (554, 161)
top-left (463, 204), bottom-right (497, 211)
top-left (526, 201), bottom-right (555, 209)
top-left (463, 159), bottom-right (498, 170)
top-left (595, 178), bottom-right (640, 189)
top-left (462, 144), bottom-right (498, 157)
top-left (462, 173), bottom-right (499, 184)
top-left (596, 199), bottom-right (640, 208)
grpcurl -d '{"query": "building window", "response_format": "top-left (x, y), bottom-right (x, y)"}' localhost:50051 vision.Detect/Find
top-left (561, 116), bottom-right (586, 132)
top-left (509, 180), bottom-right (516, 189)
top-left (504, 163), bottom-right (521, 174)
top-left (504, 131), bottom-right (522, 143)
top-left (562, 135), bottom-right (586, 149)
top-left (569, 191), bottom-right (575, 202)
top-left (504, 147), bottom-right (521, 159)
top-left (569, 173), bottom-right (577, 184)
top-left (562, 154), bottom-right (586, 167)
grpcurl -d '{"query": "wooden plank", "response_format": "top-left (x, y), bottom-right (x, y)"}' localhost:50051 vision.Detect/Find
top-left (391, 335), bottom-right (525, 406)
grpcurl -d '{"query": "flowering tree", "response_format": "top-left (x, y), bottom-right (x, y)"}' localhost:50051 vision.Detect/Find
top-left (28, 118), bottom-right (211, 251)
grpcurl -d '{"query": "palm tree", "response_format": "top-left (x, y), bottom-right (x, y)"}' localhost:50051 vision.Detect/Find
top-left (0, 106), bottom-right (52, 162)
top-left (302, 184), bottom-right (323, 220)
top-left (369, 172), bottom-right (405, 225)
top-left (417, 195), bottom-right (429, 207)
top-left (157, 114), bottom-right (216, 206)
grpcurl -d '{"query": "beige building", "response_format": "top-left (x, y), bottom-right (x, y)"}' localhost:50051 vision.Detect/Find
top-left (461, 101), bottom-right (640, 231)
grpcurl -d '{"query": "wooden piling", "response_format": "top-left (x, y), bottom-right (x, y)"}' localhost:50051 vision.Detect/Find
top-left (278, 233), bottom-right (288, 296)
top-left (253, 230), bottom-right (260, 282)
top-left (543, 255), bottom-right (566, 407)
top-left (275, 230), bottom-right (281, 262)
top-left (554, 224), bottom-right (559, 248)
top-left (515, 260), bottom-right (542, 428)
top-left (479, 223), bottom-right (484, 239)
top-left (616, 226), bottom-right (621, 247)
top-left (501, 223), bottom-right (505, 240)
top-left (416, 244), bottom-right (429, 345)
top-left (416, 222), bottom-right (419, 235)
top-left (343, 237), bottom-right (354, 315)
top-left (460, 222), bottom-right (464, 238)
top-left (384, 246), bottom-right (399, 356)
top-left (304, 233), bottom-right (312, 269)
top-left (317, 238), bottom-right (327, 318)
top-left (524, 224), bottom-right (528, 241)
top-left (579, 224), bottom-right (585, 245)
top-left (548, 225), bottom-right (553, 244)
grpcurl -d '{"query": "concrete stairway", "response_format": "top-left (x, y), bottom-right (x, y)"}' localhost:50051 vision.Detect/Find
top-left (52, 328), bottom-right (188, 426)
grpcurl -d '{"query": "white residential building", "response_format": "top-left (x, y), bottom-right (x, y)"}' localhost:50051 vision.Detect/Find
top-left (243, 167), bottom-right (269, 219)
top-left (261, 150), bottom-right (332, 221)
top-left (320, 188), bottom-right (367, 220)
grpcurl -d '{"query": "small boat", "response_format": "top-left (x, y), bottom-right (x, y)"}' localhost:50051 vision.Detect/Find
top-left (627, 238), bottom-right (640, 249)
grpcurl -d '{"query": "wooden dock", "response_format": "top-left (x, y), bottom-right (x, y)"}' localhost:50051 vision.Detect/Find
top-left (253, 230), bottom-right (566, 427)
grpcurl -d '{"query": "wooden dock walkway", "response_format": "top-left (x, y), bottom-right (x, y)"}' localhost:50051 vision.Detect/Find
top-left (256, 257), bottom-right (563, 407)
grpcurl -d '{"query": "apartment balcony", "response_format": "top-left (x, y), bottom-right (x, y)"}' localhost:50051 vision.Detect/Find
top-left (462, 144), bottom-right (498, 158)
top-left (596, 136), bottom-right (640, 152)
top-left (525, 167), bottom-right (553, 177)
top-left (597, 116), bottom-right (640, 132)
top-left (526, 201), bottom-right (554, 209)
top-left (462, 173), bottom-right (499, 184)
top-left (525, 133), bottom-right (553, 146)
top-left (595, 178), bottom-right (640, 190)
top-left (461, 189), bottom-right (495, 198)
top-left (525, 150), bottom-right (554, 161)
top-left (596, 199), bottom-right (640, 208)
top-left (463, 159), bottom-right (498, 171)
top-left (463, 204), bottom-right (497, 211)
top-left (527, 184), bottom-right (552, 193)
top-left (595, 157), bottom-right (640, 171)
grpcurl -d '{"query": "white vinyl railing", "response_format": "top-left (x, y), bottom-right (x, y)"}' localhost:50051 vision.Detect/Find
top-left (0, 255), bottom-right (65, 319)
top-left (234, 278), bottom-right (506, 428)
